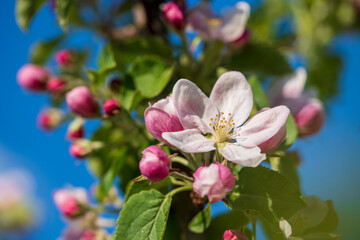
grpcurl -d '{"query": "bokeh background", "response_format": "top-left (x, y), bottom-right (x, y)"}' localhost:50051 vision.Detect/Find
top-left (0, 0), bottom-right (359, 239)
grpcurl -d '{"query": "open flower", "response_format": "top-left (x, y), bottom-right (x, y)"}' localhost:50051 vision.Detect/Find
top-left (144, 96), bottom-right (184, 143)
top-left (187, 2), bottom-right (250, 42)
top-left (162, 72), bottom-right (290, 166)
top-left (269, 68), bottom-right (325, 137)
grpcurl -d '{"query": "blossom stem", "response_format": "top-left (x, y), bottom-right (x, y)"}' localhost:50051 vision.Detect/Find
top-left (167, 185), bottom-right (193, 197)
top-left (170, 172), bottom-right (194, 182)
top-left (252, 220), bottom-right (256, 240)
top-left (182, 152), bottom-right (199, 170)
top-left (179, 31), bottom-right (195, 64)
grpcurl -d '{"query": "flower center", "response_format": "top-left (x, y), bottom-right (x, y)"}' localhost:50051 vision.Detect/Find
top-left (207, 18), bottom-right (222, 27)
top-left (208, 112), bottom-right (235, 143)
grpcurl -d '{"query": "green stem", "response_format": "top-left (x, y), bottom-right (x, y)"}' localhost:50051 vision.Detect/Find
top-left (182, 152), bottom-right (199, 170)
top-left (179, 31), bottom-right (195, 64)
top-left (167, 185), bottom-right (193, 197)
top-left (170, 172), bottom-right (194, 182)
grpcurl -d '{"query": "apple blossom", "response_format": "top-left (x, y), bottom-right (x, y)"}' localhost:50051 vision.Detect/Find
top-left (66, 86), bottom-right (100, 118)
top-left (37, 108), bottom-right (64, 131)
top-left (256, 108), bottom-right (287, 153)
top-left (139, 146), bottom-right (171, 182)
top-left (47, 76), bottom-right (66, 93)
top-left (103, 99), bottom-right (120, 116)
top-left (193, 162), bottom-right (235, 203)
top-left (162, 2), bottom-right (185, 31)
top-left (53, 187), bottom-right (88, 218)
top-left (17, 64), bottom-right (48, 92)
top-left (223, 229), bottom-right (248, 240)
top-left (269, 68), bottom-right (325, 136)
top-left (162, 72), bottom-right (290, 167)
top-left (67, 117), bottom-right (85, 140)
top-left (187, 2), bottom-right (250, 42)
top-left (144, 96), bottom-right (184, 143)
top-left (55, 49), bottom-right (73, 66)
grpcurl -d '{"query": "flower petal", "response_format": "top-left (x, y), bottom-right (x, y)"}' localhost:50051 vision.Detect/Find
top-left (152, 95), bottom-right (178, 116)
top-left (210, 71), bottom-right (253, 125)
top-left (219, 143), bottom-right (265, 167)
top-left (162, 129), bottom-right (216, 153)
top-left (145, 107), bottom-right (183, 143)
top-left (269, 68), bottom-right (307, 105)
top-left (237, 106), bottom-right (290, 148)
top-left (187, 4), bottom-right (214, 37)
top-left (172, 79), bottom-right (218, 133)
top-left (219, 2), bottom-right (250, 42)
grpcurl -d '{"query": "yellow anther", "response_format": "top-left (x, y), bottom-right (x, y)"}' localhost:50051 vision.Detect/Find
top-left (210, 118), bottom-right (213, 121)
top-left (221, 112), bottom-right (224, 114)
top-left (229, 113), bottom-right (231, 115)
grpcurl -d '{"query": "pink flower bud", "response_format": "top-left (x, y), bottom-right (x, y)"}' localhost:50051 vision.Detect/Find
top-left (139, 146), bottom-right (171, 182)
top-left (223, 229), bottom-right (248, 240)
top-left (103, 99), bottom-right (120, 116)
top-left (67, 117), bottom-right (85, 140)
top-left (294, 100), bottom-right (324, 137)
top-left (53, 187), bottom-right (88, 218)
top-left (66, 86), bottom-right (99, 118)
top-left (55, 49), bottom-right (73, 66)
top-left (47, 76), bottom-right (66, 93)
top-left (256, 108), bottom-right (287, 153)
top-left (37, 108), bottom-right (64, 131)
top-left (69, 140), bottom-right (91, 159)
top-left (81, 230), bottom-right (96, 240)
top-left (145, 97), bottom-right (184, 143)
top-left (17, 64), bottom-right (48, 92)
top-left (193, 162), bottom-right (235, 203)
top-left (162, 2), bottom-right (185, 30)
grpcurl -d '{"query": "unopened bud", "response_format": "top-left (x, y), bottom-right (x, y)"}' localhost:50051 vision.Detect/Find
top-left (17, 64), bottom-right (48, 92)
top-left (47, 76), bottom-right (66, 93)
top-left (103, 99), bottom-right (120, 116)
top-left (67, 117), bottom-right (85, 140)
top-left (139, 146), bottom-right (171, 182)
top-left (37, 108), bottom-right (64, 131)
top-left (66, 86), bottom-right (100, 118)
top-left (162, 2), bottom-right (185, 31)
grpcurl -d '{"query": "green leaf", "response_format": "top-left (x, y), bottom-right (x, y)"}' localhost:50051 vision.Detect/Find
top-left (188, 204), bottom-right (211, 234)
top-left (301, 232), bottom-right (340, 240)
top-left (128, 56), bottom-right (174, 98)
top-left (111, 37), bottom-right (174, 72)
top-left (30, 35), bottom-right (65, 65)
top-left (125, 178), bottom-right (172, 202)
top-left (276, 152), bottom-right (301, 187)
top-left (206, 210), bottom-right (249, 240)
top-left (278, 113), bottom-right (298, 151)
top-left (98, 45), bottom-right (117, 70)
top-left (227, 166), bottom-right (305, 223)
top-left (225, 43), bottom-right (292, 76)
top-left (56, 0), bottom-right (74, 30)
top-left (16, 0), bottom-right (47, 31)
top-left (248, 75), bottom-right (269, 109)
top-left (115, 189), bottom-right (172, 240)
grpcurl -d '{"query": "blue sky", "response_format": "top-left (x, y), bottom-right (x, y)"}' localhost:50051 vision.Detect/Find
top-left (0, 0), bottom-right (359, 239)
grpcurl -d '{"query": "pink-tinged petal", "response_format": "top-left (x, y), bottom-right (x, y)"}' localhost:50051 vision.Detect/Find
top-left (217, 162), bottom-right (236, 190)
top-left (193, 164), bottom-right (219, 198)
top-left (144, 107), bottom-right (183, 143)
top-left (152, 95), bottom-right (178, 116)
top-left (269, 68), bottom-right (306, 105)
top-left (172, 79), bottom-right (218, 133)
top-left (258, 124), bottom-right (286, 153)
top-left (294, 99), bottom-right (324, 137)
top-left (219, 2), bottom-right (250, 42)
top-left (219, 143), bottom-right (265, 167)
top-left (210, 71), bottom-right (253, 125)
top-left (187, 4), bottom-right (213, 37)
top-left (238, 106), bottom-right (290, 148)
top-left (162, 129), bottom-right (216, 153)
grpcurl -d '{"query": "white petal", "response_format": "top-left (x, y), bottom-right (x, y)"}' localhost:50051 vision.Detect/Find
top-left (218, 1), bottom-right (250, 42)
top-left (172, 79), bottom-right (219, 133)
top-left (210, 71), bottom-right (253, 126)
top-left (162, 129), bottom-right (216, 153)
top-left (152, 95), bottom-right (178, 116)
top-left (218, 143), bottom-right (265, 167)
top-left (279, 218), bottom-right (292, 238)
top-left (237, 106), bottom-right (290, 148)
top-left (269, 68), bottom-right (307, 105)
top-left (186, 4), bottom-right (214, 37)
